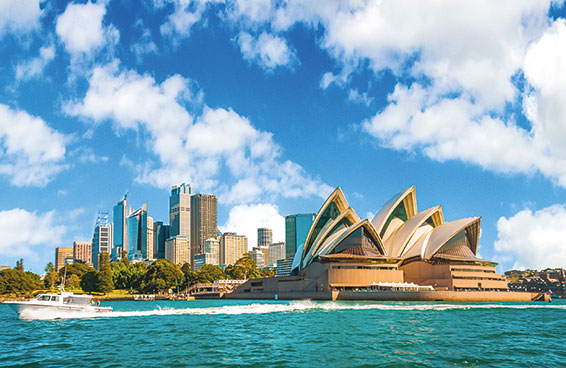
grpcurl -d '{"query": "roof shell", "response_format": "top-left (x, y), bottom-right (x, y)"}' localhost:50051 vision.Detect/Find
top-left (371, 186), bottom-right (417, 240)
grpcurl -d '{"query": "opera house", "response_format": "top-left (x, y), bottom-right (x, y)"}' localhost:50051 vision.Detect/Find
top-left (228, 187), bottom-right (549, 302)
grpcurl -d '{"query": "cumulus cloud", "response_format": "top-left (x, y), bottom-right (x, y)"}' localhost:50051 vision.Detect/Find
top-left (0, 0), bottom-right (42, 37)
top-left (56, 1), bottom-right (118, 56)
top-left (495, 205), bottom-right (566, 270)
top-left (15, 44), bottom-right (56, 81)
top-left (362, 83), bottom-right (566, 185)
top-left (220, 203), bottom-right (285, 249)
top-left (523, 19), bottom-right (566, 158)
top-left (66, 62), bottom-right (331, 204)
top-left (0, 104), bottom-right (67, 187)
top-left (0, 209), bottom-right (66, 257)
top-left (237, 32), bottom-right (298, 71)
top-left (158, 0), bottom-right (218, 40)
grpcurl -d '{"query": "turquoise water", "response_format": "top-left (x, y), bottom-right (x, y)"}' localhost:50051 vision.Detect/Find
top-left (1, 299), bottom-right (565, 367)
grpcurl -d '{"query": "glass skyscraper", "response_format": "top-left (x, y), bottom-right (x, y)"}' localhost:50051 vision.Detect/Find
top-left (112, 195), bottom-right (128, 260)
top-left (285, 213), bottom-right (315, 259)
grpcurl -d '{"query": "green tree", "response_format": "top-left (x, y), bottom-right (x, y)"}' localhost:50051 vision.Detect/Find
top-left (44, 270), bottom-right (59, 289)
top-left (0, 269), bottom-right (42, 295)
top-left (96, 252), bottom-right (114, 294)
top-left (60, 263), bottom-right (94, 280)
top-left (44, 262), bottom-right (55, 274)
top-left (225, 253), bottom-right (257, 280)
top-left (181, 263), bottom-right (197, 288)
top-left (15, 258), bottom-right (24, 271)
top-left (141, 259), bottom-right (183, 293)
top-left (196, 264), bottom-right (226, 284)
top-left (112, 261), bottom-right (147, 290)
top-left (66, 274), bottom-right (81, 289)
top-left (80, 270), bottom-right (98, 293)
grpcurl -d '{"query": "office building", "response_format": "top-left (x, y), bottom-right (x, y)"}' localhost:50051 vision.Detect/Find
top-left (73, 241), bottom-right (92, 266)
top-left (251, 248), bottom-right (265, 269)
top-left (165, 236), bottom-right (190, 265)
top-left (112, 194), bottom-right (129, 260)
top-left (153, 222), bottom-right (170, 259)
top-left (220, 232), bottom-right (248, 266)
top-left (193, 253), bottom-right (219, 272)
top-left (127, 203), bottom-right (154, 261)
top-left (55, 247), bottom-right (73, 271)
top-left (276, 258), bottom-right (293, 276)
top-left (285, 213), bottom-right (315, 259)
top-left (193, 237), bottom-right (220, 271)
top-left (268, 242), bottom-right (285, 266)
top-left (257, 228), bottom-right (272, 248)
top-left (170, 183), bottom-right (191, 237)
top-left (92, 211), bottom-right (112, 270)
top-left (190, 193), bottom-right (217, 264)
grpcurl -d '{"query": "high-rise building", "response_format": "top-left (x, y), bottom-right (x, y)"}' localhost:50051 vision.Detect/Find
top-left (220, 232), bottom-right (248, 266)
top-left (165, 236), bottom-right (190, 265)
top-left (285, 213), bottom-right (315, 259)
top-left (127, 203), bottom-right (154, 261)
top-left (257, 228), bottom-right (273, 248)
top-left (112, 194), bottom-right (129, 260)
top-left (276, 258), bottom-right (293, 276)
top-left (55, 247), bottom-right (73, 271)
top-left (190, 194), bottom-right (217, 265)
top-left (153, 222), bottom-right (170, 259)
top-left (268, 242), bottom-right (285, 266)
top-left (170, 183), bottom-right (191, 238)
top-left (193, 237), bottom-right (220, 271)
top-left (92, 211), bottom-right (113, 270)
top-left (251, 247), bottom-right (265, 268)
top-left (73, 241), bottom-right (92, 266)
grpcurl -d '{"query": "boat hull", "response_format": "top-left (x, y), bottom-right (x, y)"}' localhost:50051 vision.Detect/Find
top-left (4, 302), bottom-right (113, 320)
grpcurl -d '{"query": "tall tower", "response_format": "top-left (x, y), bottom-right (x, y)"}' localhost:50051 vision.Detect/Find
top-left (285, 213), bottom-right (315, 259)
top-left (169, 183), bottom-right (191, 237)
top-left (92, 211), bottom-right (113, 270)
top-left (190, 193), bottom-right (217, 265)
top-left (257, 228), bottom-right (273, 247)
top-left (112, 194), bottom-right (128, 260)
top-left (127, 203), bottom-right (153, 261)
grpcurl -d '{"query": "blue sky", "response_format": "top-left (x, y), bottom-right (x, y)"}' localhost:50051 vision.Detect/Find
top-left (1, 0), bottom-right (566, 274)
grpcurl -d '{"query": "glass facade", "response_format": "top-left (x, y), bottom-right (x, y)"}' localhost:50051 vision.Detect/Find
top-left (285, 213), bottom-right (315, 259)
top-left (381, 201), bottom-right (407, 238)
top-left (127, 215), bottom-right (140, 260)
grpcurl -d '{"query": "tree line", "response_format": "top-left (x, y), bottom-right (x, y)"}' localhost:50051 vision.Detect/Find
top-left (0, 253), bottom-right (273, 296)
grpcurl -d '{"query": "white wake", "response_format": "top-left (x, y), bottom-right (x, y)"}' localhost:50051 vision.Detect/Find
top-left (18, 300), bottom-right (566, 320)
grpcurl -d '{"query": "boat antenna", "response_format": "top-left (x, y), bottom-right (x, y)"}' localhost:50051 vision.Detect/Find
top-left (61, 265), bottom-right (67, 292)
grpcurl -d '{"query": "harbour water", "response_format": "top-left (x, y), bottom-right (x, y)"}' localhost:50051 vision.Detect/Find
top-left (1, 299), bottom-right (565, 367)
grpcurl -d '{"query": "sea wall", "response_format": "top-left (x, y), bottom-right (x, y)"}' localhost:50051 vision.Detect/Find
top-left (224, 290), bottom-right (550, 302)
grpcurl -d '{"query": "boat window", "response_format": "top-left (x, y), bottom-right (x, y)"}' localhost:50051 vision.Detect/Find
top-left (38, 295), bottom-right (51, 301)
top-left (51, 296), bottom-right (59, 302)
top-left (63, 297), bottom-right (70, 304)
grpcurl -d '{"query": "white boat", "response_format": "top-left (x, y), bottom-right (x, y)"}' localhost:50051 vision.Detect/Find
top-left (3, 289), bottom-right (113, 319)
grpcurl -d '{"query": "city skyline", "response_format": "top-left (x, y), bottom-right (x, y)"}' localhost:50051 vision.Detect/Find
top-left (1, 1), bottom-right (566, 274)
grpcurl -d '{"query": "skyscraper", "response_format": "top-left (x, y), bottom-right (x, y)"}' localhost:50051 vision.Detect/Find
top-left (220, 232), bottom-right (248, 266)
top-left (285, 213), bottom-right (315, 259)
top-left (112, 194), bottom-right (129, 260)
top-left (92, 211), bottom-right (112, 270)
top-left (165, 236), bottom-right (190, 265)
top-left (268, 242), bottom-right (285, 266)
top-left (73, 241), bottom-right (92, 266)
top-left (190, 193), bottom-right (217, 265)
top-left (257, 228), bottom-right (273, 248)
top-left (127, 203), bottom-right (154, 261)
top-left (251, 248), bottom-right (265, 268)
top-left (153, 221), bottom-right (170, 259)
top-left (55, 247), bottom-right (73, 271)
top-left (169, 183), bottom-right (191, 237)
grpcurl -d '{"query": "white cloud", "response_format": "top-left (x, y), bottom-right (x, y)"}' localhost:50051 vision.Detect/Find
top-left (237, 32), bottom-right (297, 70)
top-left (523, 19), bottom-right (566, 158)
top-left (362, 84), bottom-right (566, 186)
top-left (0, 0), bottom-right (42, 37)
top-left (495, 204), bottom-right (566, 270)
top-left (56, 1), bottom-right (118, 56)
top-left (220, 203), bottom-right (285, 249)
top-left (348, 89), bottom-right (373, 106)
top-left (66, 62), bottom-right (331, 204)
top-left (131, 24), bottom-right (158, 62)
top-left (158, 0), bottom-right (218, 40)
top-left (15, 44), bottom-right (56, 81)
top-left (0, 209), bottom-right (66, 257)
top-left (0, 104), bottom-right (67, 187)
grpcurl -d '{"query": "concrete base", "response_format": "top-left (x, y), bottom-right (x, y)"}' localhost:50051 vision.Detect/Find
top-left (224, 290), bottom-right (550, 302)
